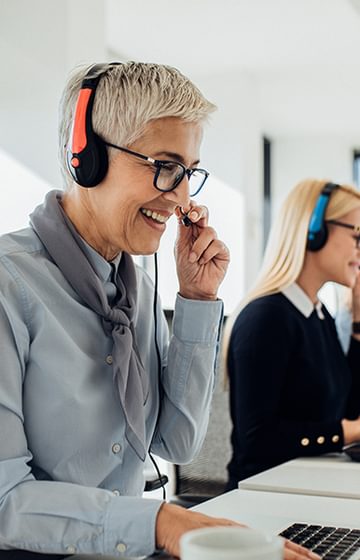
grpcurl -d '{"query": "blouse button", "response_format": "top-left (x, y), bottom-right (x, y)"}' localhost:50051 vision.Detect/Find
top-left (106, 354), bottom-right (113, 365)
top-left (317, 436), bottom-right (325, 444)
top-left (116, 542), bottom-right (127, 553)
top-left (301, 437), bottom-right (310, 447)
top-left (112, 442), bottom-right (121, 454)
top-left (66, 545), bottom-right (77, 554)
top-left (112, 489), bottom-right (120, 496)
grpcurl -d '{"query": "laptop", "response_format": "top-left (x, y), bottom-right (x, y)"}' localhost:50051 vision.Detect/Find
top-left (278, 523), bottom-right (360, 558)
top-left (239, 456), bottom-right (360, 499)
top-left (194, 488), bottom-right (360, 560)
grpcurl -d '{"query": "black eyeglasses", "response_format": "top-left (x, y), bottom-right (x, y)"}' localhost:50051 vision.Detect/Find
top-left (327, 219), bottom-right (360, 249)
top-left (104, 141), bottom-right (209, 197)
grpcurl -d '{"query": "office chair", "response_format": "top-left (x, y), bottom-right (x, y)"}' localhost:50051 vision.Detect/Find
top-left (171, 371), bottom-right (232, 508)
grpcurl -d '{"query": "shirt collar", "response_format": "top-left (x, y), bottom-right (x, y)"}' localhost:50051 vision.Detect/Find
top-left (79, 238), bottom-right (122, 284)
top-left (281, 283), bottom-right (324, 319)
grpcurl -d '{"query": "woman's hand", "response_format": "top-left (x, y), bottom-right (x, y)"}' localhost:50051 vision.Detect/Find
top-left (341, 417), bottom-right (360, 445)
top-left (174, 204), bottom-right (230, 301)
top-left (352, 272), bottom-right (360, 322)
top-left (156, 503), bottom-right (242, 558)
top-left (284, 538), bottom-right (321, 560)
top-left (155, 503), bottom-right (320, 560)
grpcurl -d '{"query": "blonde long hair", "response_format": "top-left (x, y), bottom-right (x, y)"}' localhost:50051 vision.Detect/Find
top-left (222, 178), bottom-right (360, 370)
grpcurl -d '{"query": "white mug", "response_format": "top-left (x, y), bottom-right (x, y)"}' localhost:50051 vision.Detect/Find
top-left (180, 526), bottom-right (284, 560)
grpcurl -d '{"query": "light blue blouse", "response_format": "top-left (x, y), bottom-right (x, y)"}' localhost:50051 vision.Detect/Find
top-left (0, 225), bottom-right (223, 557)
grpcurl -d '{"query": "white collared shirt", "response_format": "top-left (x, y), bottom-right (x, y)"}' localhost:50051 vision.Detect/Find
top-left (281, 283), bottom-right (325, 320)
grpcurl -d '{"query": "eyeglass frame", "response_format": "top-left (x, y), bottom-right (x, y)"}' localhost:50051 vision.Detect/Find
top-left (104, 141), bottom-right (209, 196)
top-left (327, 219), bottom-right (360, 248)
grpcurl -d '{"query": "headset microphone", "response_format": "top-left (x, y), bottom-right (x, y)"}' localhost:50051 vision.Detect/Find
top-left (307, 182), bottom-right (340, 252)
top-left (179, 207), bottom-right (192, 227)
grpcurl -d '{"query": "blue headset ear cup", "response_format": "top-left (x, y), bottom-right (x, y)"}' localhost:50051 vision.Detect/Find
top-left (67, 133), bottom-right (108, 188)
top-left (307, 223), bottom-right (328, 251)
top-left (306, 182), bottom-right (339, 252)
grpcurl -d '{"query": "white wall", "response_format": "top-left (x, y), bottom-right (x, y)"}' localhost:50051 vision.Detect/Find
top-left (194, 70), bottom-right (263, 292)
top-left (0, 148), bottom-right (50, 234)
top-left (270, 134), bottom-right (358, 316)
top-left (0, 0), bottom-right (106, 187)
top-left (272, 135), bottom-right (358, 218)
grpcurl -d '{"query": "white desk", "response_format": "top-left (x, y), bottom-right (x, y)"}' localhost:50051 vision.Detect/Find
top-left (67, 488), bottom-right (360, 560)
top-left (239, 453), bottom-right (360, 499)
top-left (194, 488), bottom-right (360, 533)
top-left (11, 487), bottom-right (360, 560)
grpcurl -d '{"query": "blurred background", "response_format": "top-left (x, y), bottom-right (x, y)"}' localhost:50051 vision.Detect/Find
top-left (1, 0), bottom-right (360, 314)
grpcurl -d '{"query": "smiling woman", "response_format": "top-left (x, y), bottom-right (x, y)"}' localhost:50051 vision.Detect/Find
top-left (62, 116), bottom-right (206, 259)
top-left (0, 60), bottom-right (234, 560)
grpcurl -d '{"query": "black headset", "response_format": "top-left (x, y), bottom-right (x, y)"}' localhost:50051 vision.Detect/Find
top-left (66, 62), bottom-right (121, 188)
top-left (306, 182), bottom-right (340, 251)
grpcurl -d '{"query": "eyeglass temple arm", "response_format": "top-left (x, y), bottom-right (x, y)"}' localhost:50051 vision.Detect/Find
top-left (327, 220), bottom-right (360, 235)
top-left (104, 142), bottom-right (155, 163)
top-left (327, 220), bottom-right (356, 231)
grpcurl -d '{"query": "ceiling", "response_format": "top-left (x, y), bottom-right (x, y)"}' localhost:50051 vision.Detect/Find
top-left (106, 0), bottom-right (360, 136)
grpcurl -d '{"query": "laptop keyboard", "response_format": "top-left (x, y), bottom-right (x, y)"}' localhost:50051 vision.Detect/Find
top-left (279, 523), bottom-right (360, 559)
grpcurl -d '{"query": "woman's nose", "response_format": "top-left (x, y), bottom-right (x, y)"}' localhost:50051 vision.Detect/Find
top-left (162, 175), bottom-right (191, 208)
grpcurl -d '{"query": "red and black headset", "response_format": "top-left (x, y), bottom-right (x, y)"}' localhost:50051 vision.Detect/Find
top-left (66, 62), bottom-right (121, 188)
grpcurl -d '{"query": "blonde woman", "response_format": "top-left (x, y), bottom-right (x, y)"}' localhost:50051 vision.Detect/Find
top-left (223, 179), bottom-right (360, 490)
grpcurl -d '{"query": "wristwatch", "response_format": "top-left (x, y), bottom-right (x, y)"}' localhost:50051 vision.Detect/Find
top-left (352, 321), bottom-right (360, 334)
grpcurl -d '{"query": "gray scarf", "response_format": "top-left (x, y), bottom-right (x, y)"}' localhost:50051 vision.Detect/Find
top-left (30, 190), bottom-right (149, 461)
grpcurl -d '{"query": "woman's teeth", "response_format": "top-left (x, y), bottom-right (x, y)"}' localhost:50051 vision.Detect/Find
top-left (141, 208), bottom-right (168, 223)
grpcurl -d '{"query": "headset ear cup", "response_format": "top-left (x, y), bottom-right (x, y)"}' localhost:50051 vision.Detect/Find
top-left (96, 135), bottom-right (109, 184)
top-left (67, 133), bottom-right (108, 188)
top-left (306, 182), bottom-right (339, 252)
top-left (87, 133), bottom-right (108, 187)
top-left (67, 62), bottom-right (122, 188)
top-left (307, 222), bottom-right (328, 251)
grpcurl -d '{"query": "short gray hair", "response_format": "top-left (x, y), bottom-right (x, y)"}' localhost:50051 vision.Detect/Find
top-left (58, 61), bottom-right (216, 188)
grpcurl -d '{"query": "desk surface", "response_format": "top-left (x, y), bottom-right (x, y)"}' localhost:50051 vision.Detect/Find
top-left (239, 453), bottom-right (360, 499)
top-left (31, 488), bottom-right (360, 560)
top-left (6, 456), bottom-right (360, 560)
top-left (69, 489), bottom-right (360, 559)
top-left (194, 488), bottom-right (360, 533)
top-left (5, 486), bottom-right (360, 560)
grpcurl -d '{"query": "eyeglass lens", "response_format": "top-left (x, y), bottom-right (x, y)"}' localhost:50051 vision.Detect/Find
top-left (156, 163), bottom-right (206, 196)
